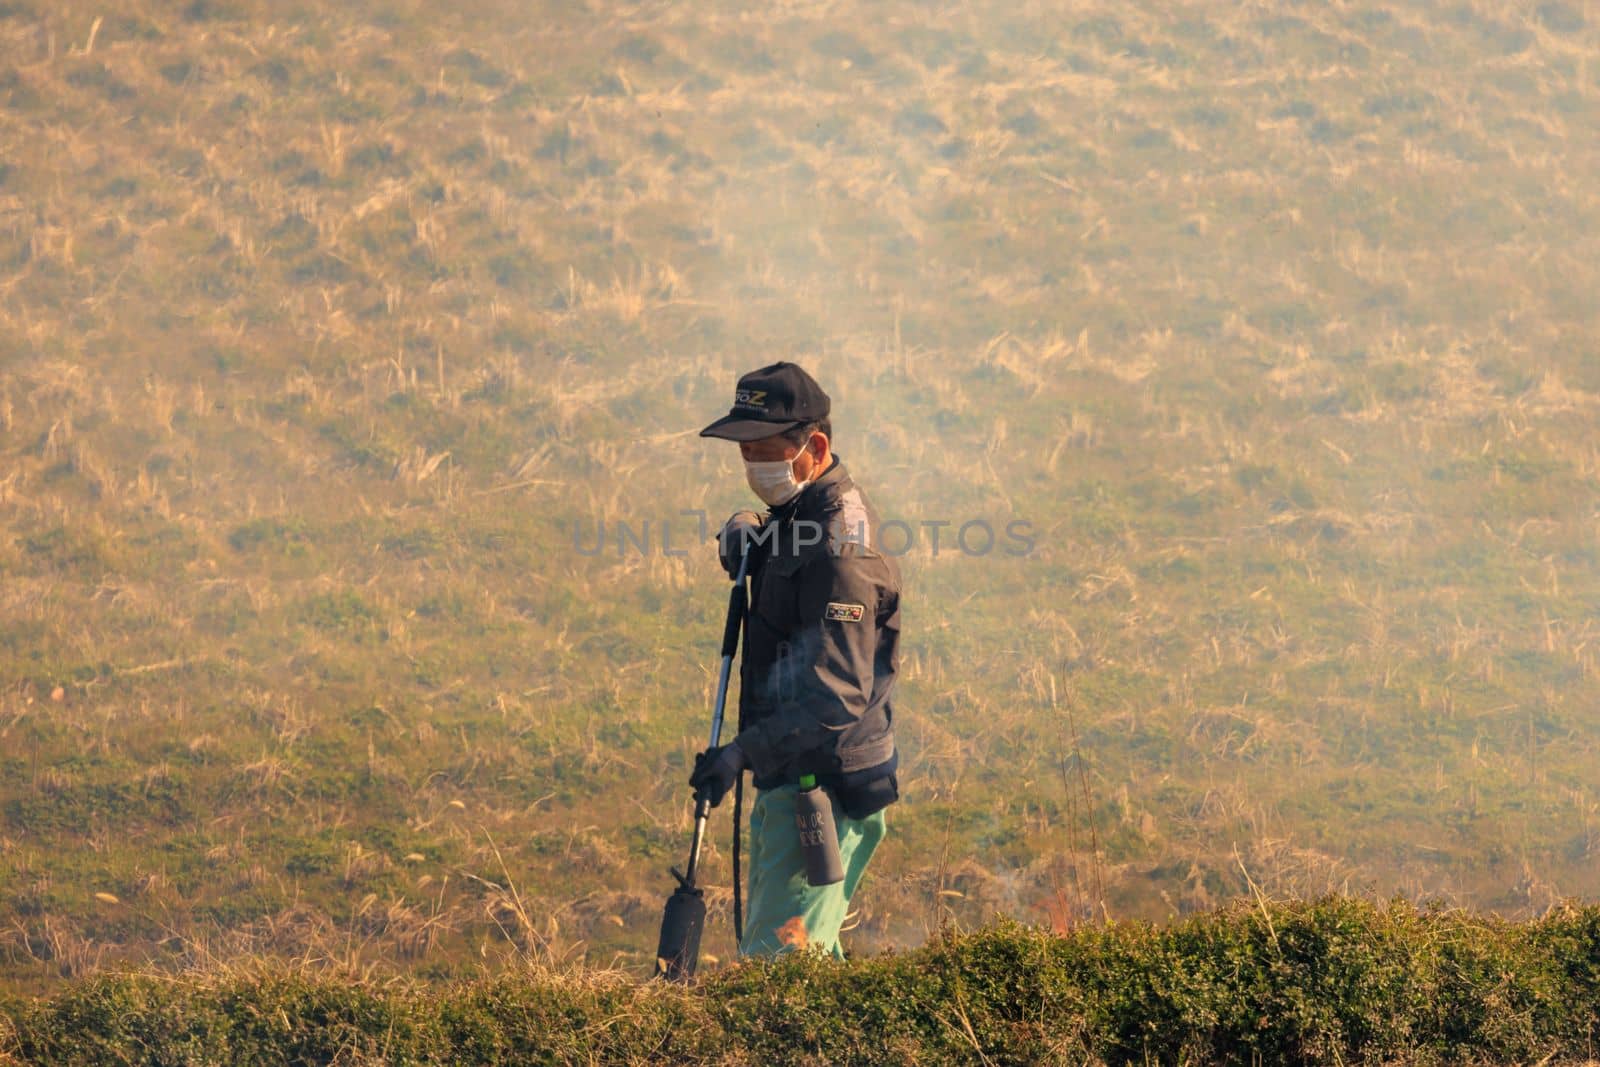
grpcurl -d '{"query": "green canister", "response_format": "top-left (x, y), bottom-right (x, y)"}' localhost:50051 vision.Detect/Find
top-left (795, 774), bottom-right (844, 886)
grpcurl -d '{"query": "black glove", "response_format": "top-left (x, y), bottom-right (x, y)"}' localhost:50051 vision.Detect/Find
top-left (717, 510), bottom-right (767, 579)
top-left (689, 742), bottom-right (747, 808)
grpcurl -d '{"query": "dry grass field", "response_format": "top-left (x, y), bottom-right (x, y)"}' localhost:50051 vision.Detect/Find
top-left (0, 0), bottom-right (1597, 995)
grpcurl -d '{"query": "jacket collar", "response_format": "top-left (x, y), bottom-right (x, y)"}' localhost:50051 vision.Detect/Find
top-left (769, 455), bottom-right (848, 521)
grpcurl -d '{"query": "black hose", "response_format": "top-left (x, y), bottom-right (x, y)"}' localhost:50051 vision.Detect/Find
top-left (720, 581), bottom-right (745, 656)
top-left (730, 564), bottom-right (750, 950)
top-left (732, 773), bottom-right (744, 946)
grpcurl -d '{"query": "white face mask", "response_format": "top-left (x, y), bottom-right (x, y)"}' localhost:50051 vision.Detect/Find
top-left (744, 445), bottom-right (813, 506)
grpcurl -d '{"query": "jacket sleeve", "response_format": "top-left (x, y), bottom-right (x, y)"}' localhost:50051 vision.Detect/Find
top-left (734, 546), bottom-right (883, 780)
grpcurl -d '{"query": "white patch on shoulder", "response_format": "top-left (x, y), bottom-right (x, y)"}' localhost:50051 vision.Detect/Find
top-left (827, 488), bottom-right (872, 555)
top-left (825, 601), bottom-right (866, 622)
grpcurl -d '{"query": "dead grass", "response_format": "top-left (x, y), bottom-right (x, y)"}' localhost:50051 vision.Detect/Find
top-left (0, 0), bottom-right (1596, 992)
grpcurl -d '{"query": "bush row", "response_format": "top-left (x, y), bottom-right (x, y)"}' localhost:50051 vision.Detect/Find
top-left (4, 898), bottom-right (1598, 1065)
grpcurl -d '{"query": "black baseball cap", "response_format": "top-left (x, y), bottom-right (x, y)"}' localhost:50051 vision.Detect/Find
top-left (698, 361), bottom-right (831, 442)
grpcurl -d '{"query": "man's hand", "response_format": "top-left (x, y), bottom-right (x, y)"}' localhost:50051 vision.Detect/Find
top-left (718, 510), bottom-right (765, 579)
top-left (689, 742), bottom-right (747, 807)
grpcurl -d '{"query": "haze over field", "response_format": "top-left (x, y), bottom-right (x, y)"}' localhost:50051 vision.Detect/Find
top-left (0, 0), bottom-right (1597, 991)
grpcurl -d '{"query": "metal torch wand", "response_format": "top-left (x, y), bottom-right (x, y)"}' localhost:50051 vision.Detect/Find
top-left (654, 551), bottom-right (749, 980)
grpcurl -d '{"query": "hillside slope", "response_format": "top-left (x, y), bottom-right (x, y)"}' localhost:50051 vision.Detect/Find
top-left (0, 0), bottom-right (1597, 990)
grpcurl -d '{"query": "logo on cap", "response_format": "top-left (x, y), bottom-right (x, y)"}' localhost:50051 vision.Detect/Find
top-left (734, 388), bottom-right (768, 410)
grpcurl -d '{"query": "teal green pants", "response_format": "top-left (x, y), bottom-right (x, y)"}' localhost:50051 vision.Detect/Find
top-left (739, 784), bottom-right (887, 959)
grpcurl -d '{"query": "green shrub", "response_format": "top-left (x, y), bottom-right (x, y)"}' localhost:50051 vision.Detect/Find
top-left (6, 901), bottom-right (1600, 1065)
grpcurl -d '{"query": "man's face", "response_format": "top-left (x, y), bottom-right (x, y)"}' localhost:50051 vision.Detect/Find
top-left (740, 431), bottom-right (820, 482)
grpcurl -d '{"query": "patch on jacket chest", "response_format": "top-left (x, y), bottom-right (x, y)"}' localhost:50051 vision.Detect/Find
top-left (825, 601), bottom-right (866, 622)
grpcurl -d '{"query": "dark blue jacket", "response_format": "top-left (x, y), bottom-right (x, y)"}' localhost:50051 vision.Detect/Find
top-left (733, 456), bottom-right (900, 813)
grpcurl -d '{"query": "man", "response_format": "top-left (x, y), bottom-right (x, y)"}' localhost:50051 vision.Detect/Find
top-left (690, 360), bottom-right (902, 959)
